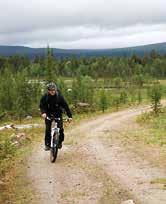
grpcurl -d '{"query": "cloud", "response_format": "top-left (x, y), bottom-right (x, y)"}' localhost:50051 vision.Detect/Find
top-left (0, 0), bottom-right (166, 48)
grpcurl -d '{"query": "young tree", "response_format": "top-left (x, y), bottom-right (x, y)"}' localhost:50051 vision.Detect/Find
top-left (114, 77), bottom-right (122, 88)
top-left (99, 88), bottom-right (108, 112)
top-left (45, 46), bottom-right (55, 82)
top-left (132, 74), bottom-right (144, 88)
top-left (81, 76), bottom-right (94, 105)
top-left (71, 78), bottom-right (79, 108)
top-left (120, 90), bottom-right (128, 104)
top-left (15, 72), bottom-right (32, 122)
top-left (137, 89), bottom-right (142, 104)
top-left (149, 84), bottom-right (162, 115)
top-left (112, 96), bottom-right (120, 111)
top-left (0, 67), bottom-right (15, 112)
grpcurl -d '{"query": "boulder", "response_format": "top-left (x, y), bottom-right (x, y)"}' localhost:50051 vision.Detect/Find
top-left (77, 102), bottom-right (90, 107)
top-left (25, 115), bottom-right (32, 120)
top-left (11, 132), bottom-right (30, 146)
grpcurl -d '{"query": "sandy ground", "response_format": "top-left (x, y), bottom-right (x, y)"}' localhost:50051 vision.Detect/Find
top-left (27, 105), bottom-right (166, 204)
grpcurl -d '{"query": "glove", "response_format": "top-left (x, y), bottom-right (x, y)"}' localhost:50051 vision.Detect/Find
top-left (68, 118), bottom-right (73, 123)
top-left (41, 113), bottom-right (47, 119)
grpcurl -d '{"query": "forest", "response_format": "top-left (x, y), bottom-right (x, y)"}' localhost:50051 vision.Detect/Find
top-left (0, 48), bottom-right (166, 121)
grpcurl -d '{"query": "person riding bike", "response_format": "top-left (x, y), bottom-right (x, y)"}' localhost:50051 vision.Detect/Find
top-left (39, 82), bottom-right (72, 150)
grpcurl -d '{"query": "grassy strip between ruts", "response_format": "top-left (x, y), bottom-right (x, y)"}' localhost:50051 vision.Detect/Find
top-left (58, 150), bottom-right (137, 204)
top-left (0, 126), bottom-right (44, 203)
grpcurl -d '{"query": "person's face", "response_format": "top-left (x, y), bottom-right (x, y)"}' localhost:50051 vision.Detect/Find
top-left (48, 89), bottom-right (56, 96)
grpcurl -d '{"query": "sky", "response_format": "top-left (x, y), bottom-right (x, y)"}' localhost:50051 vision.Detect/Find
top-left (0, 0), bottom-right (166, 49)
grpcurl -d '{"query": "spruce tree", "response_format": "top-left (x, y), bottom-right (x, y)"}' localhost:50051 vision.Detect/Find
top-left (149, 84), bottom-right (162, 115)
top-left (45, 46), bottom-right (55, 82)
top-left (99, 88), bottom-right (108, 112)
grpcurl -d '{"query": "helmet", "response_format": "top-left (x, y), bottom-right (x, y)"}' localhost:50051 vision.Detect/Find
top-left (47, 82), bottom-right (57, 90)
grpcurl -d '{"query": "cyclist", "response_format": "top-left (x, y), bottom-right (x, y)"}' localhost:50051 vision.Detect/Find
top-left (39, 82), bottom-right (72, 150)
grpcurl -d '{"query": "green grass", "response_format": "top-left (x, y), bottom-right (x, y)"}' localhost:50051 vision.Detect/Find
top-left (0, 126), bottom-right (44, 203)
top-left (151, 178), bottom-right (166, 184)
top-left (136, 107), bottom-right (166, 146)
top-left (158, 79), bottom-right (166, 86)
top-left (150, 178), bottom-right (166, 190)
top-left (0, 116), bottom-right (43, 126)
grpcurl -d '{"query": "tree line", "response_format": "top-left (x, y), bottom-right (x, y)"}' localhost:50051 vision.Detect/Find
top-left (0, 48), bottom-right (165, 121)
top-left (0, 49), bottom-right (165, 79)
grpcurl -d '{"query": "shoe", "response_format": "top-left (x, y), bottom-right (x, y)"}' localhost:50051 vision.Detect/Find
top-left (58, 142), bottom-right (62, 149)
top-left (44, 145), bottom-right (50, 151)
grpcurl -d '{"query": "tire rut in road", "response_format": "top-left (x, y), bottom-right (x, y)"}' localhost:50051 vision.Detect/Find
top-left (28, 142), bottom-right (129, 204)
top-left (78, 106), bottom-right (166, 204)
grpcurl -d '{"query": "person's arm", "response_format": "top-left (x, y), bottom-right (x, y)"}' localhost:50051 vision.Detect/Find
top-left (60, 95), bottom-right (72, 118)
top-left (39, 95), bottom-right (47, 118)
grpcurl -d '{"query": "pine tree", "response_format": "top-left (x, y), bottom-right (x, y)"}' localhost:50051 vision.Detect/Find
top-left (0, 67), bottom-right (15, 112)
top-left (45, 46), bottom-right (55, 82)
top-left (99, 88), bottom-right (108, 112)
top-left (15, 72), bottom-right (32, 122)
top-left (120, 90), bottom-right (128, 104)
top-left (137, 89), bottom-right (142, 104)
top-left (149, 84), bottom-right (162, 115)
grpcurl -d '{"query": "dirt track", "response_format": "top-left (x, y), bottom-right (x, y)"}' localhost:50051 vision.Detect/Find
top-left (28, 105), bottom-right (166, 204)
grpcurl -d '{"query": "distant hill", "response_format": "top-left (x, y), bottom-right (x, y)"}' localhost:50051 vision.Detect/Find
top-left (0, 42), bottom-right (166, 58)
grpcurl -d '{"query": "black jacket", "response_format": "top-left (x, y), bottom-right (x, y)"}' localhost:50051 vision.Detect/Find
top-left (39, 91), bottom-right (72, 118)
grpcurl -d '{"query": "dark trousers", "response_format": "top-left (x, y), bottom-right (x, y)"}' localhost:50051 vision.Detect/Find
top-left (45, 118), bottom-right (64, 146)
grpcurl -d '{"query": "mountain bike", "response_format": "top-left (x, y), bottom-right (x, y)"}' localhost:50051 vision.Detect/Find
top-left (46, 116), bottom-right (68, 163)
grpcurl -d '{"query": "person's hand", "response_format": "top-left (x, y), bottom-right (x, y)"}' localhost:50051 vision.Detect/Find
top-left (41, 113), bottom-right (47, 119)
top-left (68, 118), bottom-right (73, 123)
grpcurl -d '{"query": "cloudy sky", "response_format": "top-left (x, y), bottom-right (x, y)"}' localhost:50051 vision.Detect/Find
top-left (0, 0), bottom-right (166, 49)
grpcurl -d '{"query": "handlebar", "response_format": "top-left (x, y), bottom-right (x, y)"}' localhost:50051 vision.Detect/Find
top-left (46, 116), bottom-right (69, 122)
top-left (46, 116), bottom-right (60, 121)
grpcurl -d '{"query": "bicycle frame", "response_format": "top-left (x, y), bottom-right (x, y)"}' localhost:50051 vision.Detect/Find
top-left (51, 120), bottom-right (60, 148)
top-left (46, 116), bottom-right (69, 163)
top-left (46, 116), bottom-right (61, 148)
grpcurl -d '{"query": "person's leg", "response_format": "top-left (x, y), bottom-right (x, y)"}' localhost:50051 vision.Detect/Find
top-left (45, 119), bottom-right (52, 147)
top-left (58, 120), bottom-right (64, 146)
top-left (59, 128), bottom-right (64, 143)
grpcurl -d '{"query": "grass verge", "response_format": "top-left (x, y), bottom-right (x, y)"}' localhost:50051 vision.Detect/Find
top-left (0, 125), bottom-right (44, 203)
top-left (136, 107), bottom-right (166, 146)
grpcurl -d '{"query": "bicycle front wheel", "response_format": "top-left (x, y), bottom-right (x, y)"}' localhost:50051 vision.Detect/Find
top-left (50, 146), bottom-right (58, 163)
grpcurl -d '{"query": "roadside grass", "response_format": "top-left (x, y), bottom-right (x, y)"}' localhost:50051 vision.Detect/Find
top-left (0, 126), bottom-right (44, 203)
top-left (136, 107), bottom-right (166, 146)
top-left (0, 116), bottom-right (43, 126)
top-left (158, 79), bottom-right (166, 86)
top-left (150, 178), bottom-right (166, 190)
top-left (151, 178), bottom-right (166, 185)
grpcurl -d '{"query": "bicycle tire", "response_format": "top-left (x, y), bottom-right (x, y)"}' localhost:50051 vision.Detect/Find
top-left (50, 132), bottom-right (59, 163)
top-left (50, 146), bottom-right (58, 163)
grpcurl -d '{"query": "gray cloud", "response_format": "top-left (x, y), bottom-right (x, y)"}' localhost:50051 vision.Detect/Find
top-left (0, 0), bottom-right (166, 48)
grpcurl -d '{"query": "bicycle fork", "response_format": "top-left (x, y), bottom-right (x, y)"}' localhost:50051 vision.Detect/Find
top-left (51, 127), bottom-right (60, 148)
